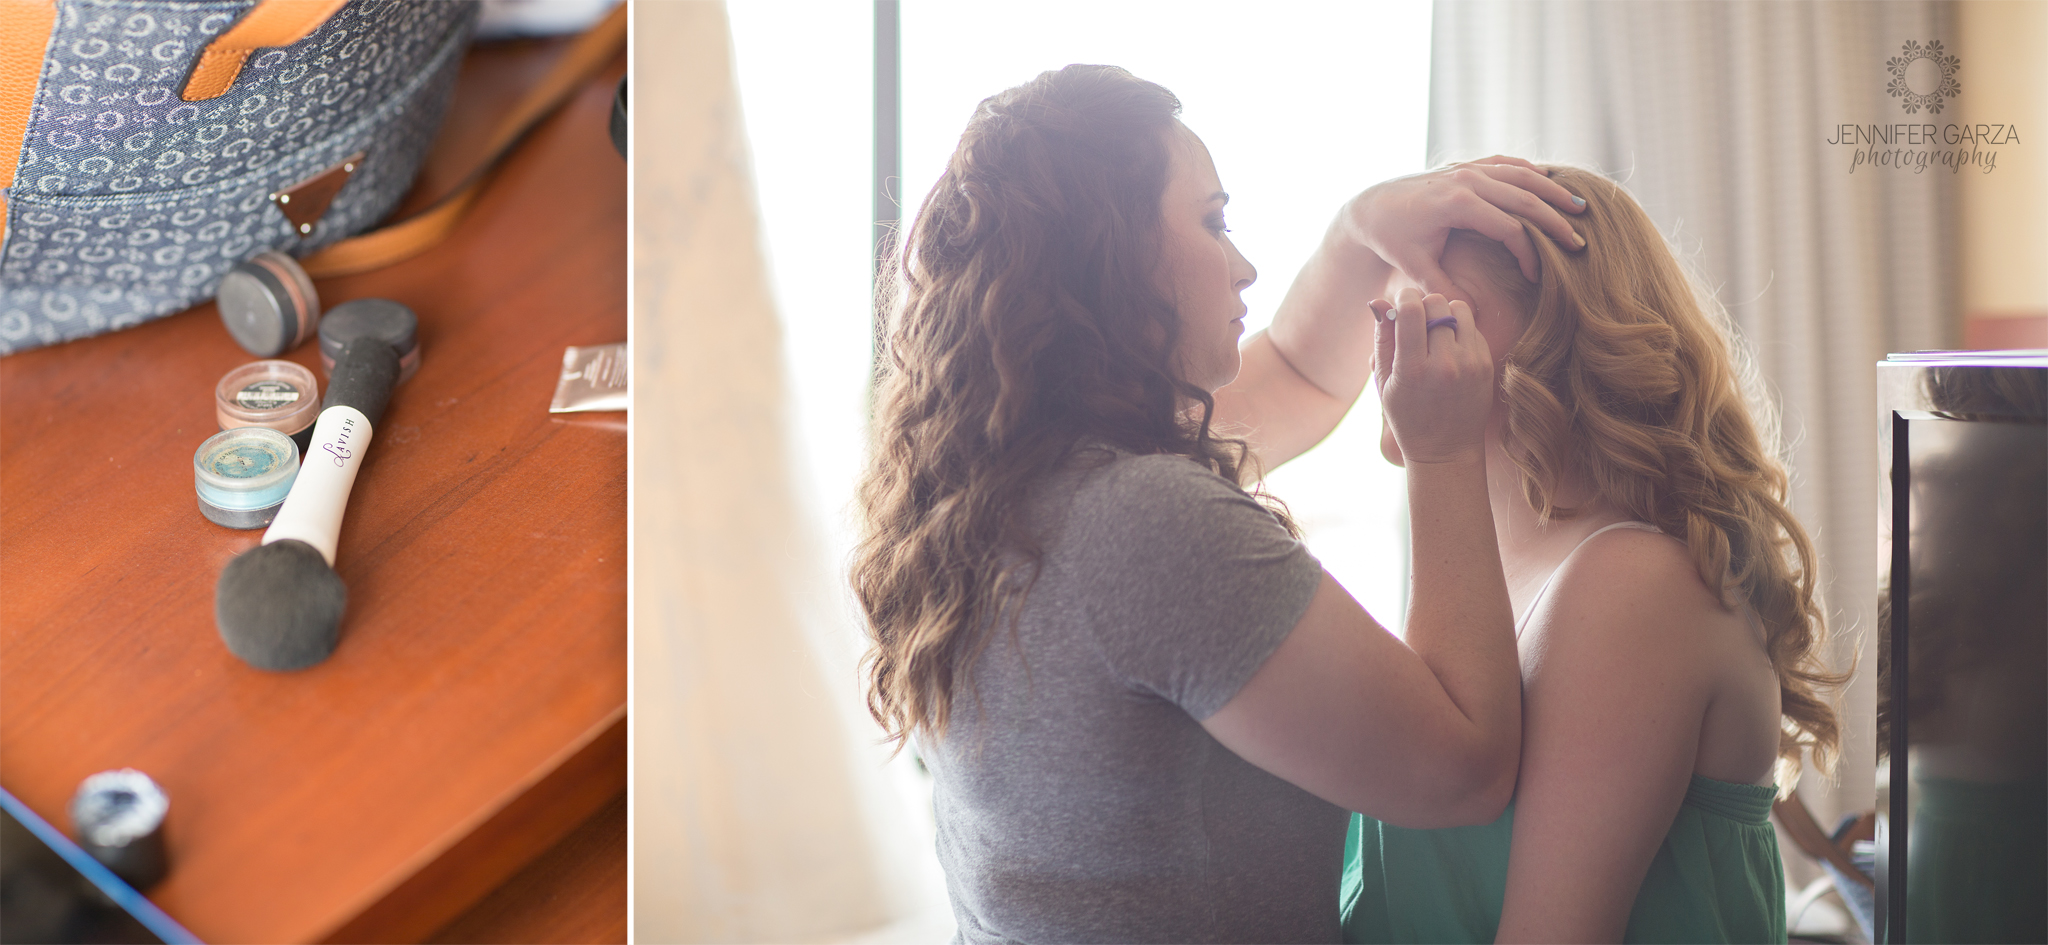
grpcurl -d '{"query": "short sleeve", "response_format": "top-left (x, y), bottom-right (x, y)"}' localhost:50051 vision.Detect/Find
top-left (1056, 453), bottom-right (1323, 720)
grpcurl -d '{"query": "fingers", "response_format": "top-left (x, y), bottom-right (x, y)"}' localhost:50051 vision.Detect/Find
top-left (1370, 299), bottom-right (1394, 394)
top-left (1392, 288), bottom-right (1425, 371)
top-left (1467, 168), bottom-right (1586, 253)
top-left (1447, 298), bottom-right (1483, 363)
top-left (1376, 233), bottom-right (1485, 309)
top-left (1434, 190), bottom-right (1544, 283)
top-left (1421, 293), bottom-right (1462, 359)
top-left (1422, 291), bottom-right (1454, 333)
top-left (1471, 161), bottom-right (1585, 214)
top-left (1501, 224), bottom-right (1542, 285)
top-left (1395, 255), bottom-right (1465, 308)
top-left (1449, 297), bottom-right (1476, 335)
top-left (1417, 267), bottom-right (1478, 307)
top-left (1378, 290), bottom-right (1492, 466)
top-left (1389, 290), bottom-right (1465, 350)
top-left (1466, 154), bottom-right (1547, 175)
top-left (1449, 298), bottom-right (1492, 396)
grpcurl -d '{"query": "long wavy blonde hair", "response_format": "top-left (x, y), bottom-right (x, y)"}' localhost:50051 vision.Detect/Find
top-left (1460, 166), bottom-right (1845, 788)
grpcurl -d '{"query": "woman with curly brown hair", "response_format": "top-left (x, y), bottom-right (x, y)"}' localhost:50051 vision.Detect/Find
top-left (851, 63), bottom-right (1586, 942)
top-left (1342, 167), bottom-right (1847, 944)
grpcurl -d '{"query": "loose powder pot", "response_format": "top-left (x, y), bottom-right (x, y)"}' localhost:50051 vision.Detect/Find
top-left (217, 251), bottom-right (321, 357)
top-left (193, 427), bottom-right (302, 529)
top-left (216, 359), bottom-right (321, 454)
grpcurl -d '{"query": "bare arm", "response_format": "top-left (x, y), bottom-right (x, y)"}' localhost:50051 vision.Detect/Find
top-left (1204, 291), bottom-right (1518, 827)
top-left (1216, 158), bottom-right (1586, 470)
top-left (1211, 240), bottom-right (1384, 467)
top-left (1494, 533), bottom-right (1725, 943)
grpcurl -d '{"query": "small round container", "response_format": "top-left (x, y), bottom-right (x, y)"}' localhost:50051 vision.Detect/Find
top-left (319, 298), bottom-right (419, 384)
top-left (216, 360), bottom-right (321, 454)
top-left (194, 427), bottom-right (301, 529)
top-left (217, 250), bottom-right (321, 357)
top-left (71, 769), bottom-right (171, 891)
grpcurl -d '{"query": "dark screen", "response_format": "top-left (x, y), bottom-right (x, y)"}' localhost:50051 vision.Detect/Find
top-left (1895, 412), bottom-right (2047, 943)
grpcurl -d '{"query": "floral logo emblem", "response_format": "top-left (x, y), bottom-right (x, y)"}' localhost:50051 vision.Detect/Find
top-left (1886, 40), bottom-right (1960, 114)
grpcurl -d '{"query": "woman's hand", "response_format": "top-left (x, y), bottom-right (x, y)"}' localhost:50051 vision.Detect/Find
top-left (1374, 289), bottom-right (1492, 466)
top-left (1206, 299), bottom-right (1519, 830)
top-left (1214, 156), bottom-right (1575, 472)
top-left (1339, 155), bottom-right (1586, 295)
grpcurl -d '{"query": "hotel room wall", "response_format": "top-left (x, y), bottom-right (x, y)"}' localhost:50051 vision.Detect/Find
top-left (1958, 0), bottom-right (2048, 349)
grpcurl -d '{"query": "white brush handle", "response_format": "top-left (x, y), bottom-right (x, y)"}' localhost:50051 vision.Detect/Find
top-left (263, 405), bottom-right (374, 565)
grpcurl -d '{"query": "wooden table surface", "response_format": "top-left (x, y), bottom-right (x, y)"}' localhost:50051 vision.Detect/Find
top-left (0, 40), bottom-right (627, 945)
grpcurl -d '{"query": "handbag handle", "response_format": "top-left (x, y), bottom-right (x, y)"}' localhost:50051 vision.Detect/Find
top-left (300, 2), bottom-right (627, 278)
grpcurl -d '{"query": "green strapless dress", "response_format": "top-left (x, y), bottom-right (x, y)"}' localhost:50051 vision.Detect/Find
top-left (1340, 775), bottom-right (1785, 944)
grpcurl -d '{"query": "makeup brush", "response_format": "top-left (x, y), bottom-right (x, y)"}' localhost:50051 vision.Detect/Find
top-left (216, 305), bottom-right (414, 670)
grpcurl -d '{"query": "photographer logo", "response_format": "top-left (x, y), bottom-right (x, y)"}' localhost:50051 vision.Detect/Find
top-left (1825, 38), bottom-right (2022, 174)
top-left (1886, 40), bottom-right (1960, 115)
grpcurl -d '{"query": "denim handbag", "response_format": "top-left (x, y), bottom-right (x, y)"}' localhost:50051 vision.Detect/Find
top-left (0, 0), bottom-right (477, 355)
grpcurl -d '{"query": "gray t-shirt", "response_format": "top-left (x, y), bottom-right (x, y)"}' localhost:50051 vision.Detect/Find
top-left (924, 449), bottom-right (1339, 944)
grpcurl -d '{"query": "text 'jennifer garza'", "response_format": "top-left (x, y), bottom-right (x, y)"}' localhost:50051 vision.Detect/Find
top-left (1827, 122), bottom-right (2022, 174)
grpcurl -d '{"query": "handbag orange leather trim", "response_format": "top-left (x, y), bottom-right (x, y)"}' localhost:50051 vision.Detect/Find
top-left (3, 0), bottom-right (350, 237)
top-left (181, 0), bottom-right (350, 102)
top-left (0, 0), bottom-right (58, 242)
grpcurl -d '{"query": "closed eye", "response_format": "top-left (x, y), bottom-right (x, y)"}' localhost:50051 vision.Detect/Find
top-left (1207, 191), bottom-right (1231, 234)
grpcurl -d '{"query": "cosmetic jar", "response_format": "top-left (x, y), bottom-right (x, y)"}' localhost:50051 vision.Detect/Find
top-left (319, 298), bottom-right (419, 384)
top-left (217, 251), bottom-right (321, 357)
top-left (70, 769), bottom-right (170, 890)
top-left (216, 360), bottom-right (321, 454)
top-left (194, 427), bottom-right (301, 529)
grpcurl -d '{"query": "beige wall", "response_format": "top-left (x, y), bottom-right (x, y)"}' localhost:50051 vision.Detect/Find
top-left (1958, 0), bottom-right (2048, 321)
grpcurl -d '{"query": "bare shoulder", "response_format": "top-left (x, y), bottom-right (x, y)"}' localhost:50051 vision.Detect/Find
top-left (1521, 526), bottom-right (1743, 672)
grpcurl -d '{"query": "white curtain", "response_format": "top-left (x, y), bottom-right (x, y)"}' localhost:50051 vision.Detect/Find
top-left (633, 3), bottom-right (935, 940)
top-left (1429, 0), bottom-right (1957, 869)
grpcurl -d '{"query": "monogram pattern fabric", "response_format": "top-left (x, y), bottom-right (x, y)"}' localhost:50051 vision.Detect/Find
top-left (1, 0), bottom-right (476, 354)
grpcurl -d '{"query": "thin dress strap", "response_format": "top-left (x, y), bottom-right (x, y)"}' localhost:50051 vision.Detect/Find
top-left (1516, 521), bottom-right (1663, 634)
